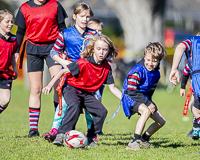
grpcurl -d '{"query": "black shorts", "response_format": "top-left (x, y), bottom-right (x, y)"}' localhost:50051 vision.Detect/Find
top-left (130, 101), bottom-right (158, 115)
top-left (193, 95), bottom-right (200, 110)
top-left (27, 53), bottom-right (60, 72)
top-left (0, 78), bottom-right (12, 90)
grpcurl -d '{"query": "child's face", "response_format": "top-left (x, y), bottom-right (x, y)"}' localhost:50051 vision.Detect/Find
top-left (93, 40), bottom-right (109, 64)
top-left (88, 23), bottom-right (102, 34)
top-left (73, 10), bottom-right (90, 30)
top-left (0, 14), bottom-right (13, 35)
top-left (144, 52), bottom-right (159, 71)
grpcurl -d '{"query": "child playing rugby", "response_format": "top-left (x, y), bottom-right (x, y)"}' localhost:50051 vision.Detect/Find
top-left (0, 9), bottom-right (18, 115)
top-left (122, 42), bottom-right (166, 150)
top-left (43, 14), bottom-right (105, 142)
top-left (170, 33), bottom-right (200, 140)
top-left (43, 35), bottom-right (122, 147)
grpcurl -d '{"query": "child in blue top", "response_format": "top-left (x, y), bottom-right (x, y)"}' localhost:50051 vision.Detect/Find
top-left (180, 63), bottom-right (200, 140)
top-left (170, 33), bottom-right (200, 140)
top-left (123, 42), bottom-right (166, 150)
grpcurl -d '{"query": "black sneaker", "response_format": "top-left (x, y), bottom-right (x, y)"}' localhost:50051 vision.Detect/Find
top-left (28, 129), bottom-right (40, 137)
top-left (87, 137), bottom-right (98, 147)
top-left (97, 131), bottom-right (104, 135)
top-left (52, 133), bottom-right (64, 146)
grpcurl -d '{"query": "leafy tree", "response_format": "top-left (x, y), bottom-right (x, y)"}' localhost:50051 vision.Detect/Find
top-left (104, 0), bottom-right (166, 58)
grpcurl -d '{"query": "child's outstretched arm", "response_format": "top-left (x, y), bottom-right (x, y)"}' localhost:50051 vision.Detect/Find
top-left (108, 83), bottom-right (122, 100)
top-left (52, 54), bottom-right (72, 68)
top-left (42, 68), bottom-right (70, 95)
top-left (169, 43), bottom-right (186, 85)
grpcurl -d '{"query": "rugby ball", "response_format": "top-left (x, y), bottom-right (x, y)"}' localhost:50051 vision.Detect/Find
top-left (64, 130), bottom-right (88, 148)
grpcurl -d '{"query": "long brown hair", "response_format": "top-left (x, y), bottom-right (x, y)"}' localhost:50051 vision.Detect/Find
top-left (81, 34), bottom-right (118, 59)
top-left (72, 2), bottom-right (94, 25)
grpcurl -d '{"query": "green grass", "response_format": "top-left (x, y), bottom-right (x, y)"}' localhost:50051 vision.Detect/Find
top-left (0, 80), bottom-right (200, 160)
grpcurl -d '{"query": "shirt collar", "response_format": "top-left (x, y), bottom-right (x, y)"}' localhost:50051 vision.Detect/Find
top-left (0, 33), bottom-right (12, 42)
top-left (85, 56), bottom-right (105, 65)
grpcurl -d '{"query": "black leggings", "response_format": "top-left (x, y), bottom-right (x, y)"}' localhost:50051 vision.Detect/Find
top-left (58, 85), bottom-right (107, 138)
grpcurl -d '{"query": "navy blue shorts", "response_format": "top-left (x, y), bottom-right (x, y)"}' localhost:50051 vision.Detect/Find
top-left (0, 78), bottom-right (12, 90)
top-left (27, 53), bottom-right (60, 72)
top-left (130, 101), bottom-right (158, 115)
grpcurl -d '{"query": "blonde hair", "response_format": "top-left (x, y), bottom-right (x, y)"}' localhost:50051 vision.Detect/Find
top-left (72, 2), bottom-right (94, 25)
top-left (144, 42), bottom-right (166, 61)
top-left (87, 17), bottom-right (104, 29)
top-left (0, 9), bottom-right (12, 23)
top-left (81, 34), bottom-right (118, 59)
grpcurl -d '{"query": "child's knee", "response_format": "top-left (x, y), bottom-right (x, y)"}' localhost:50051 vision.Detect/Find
top-left (0, 96), bottom-right (10, 107)
top-left (102, 108), bottom-right (108, 117)
top-left (142, 107), bottom-right (151, 116)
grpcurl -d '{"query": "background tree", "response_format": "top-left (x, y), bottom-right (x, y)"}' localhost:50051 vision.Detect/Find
top-left (104, 0), bottom-right (166, 58)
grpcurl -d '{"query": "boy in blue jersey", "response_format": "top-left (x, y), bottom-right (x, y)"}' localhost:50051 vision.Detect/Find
top-left (123, 42), bottom-right (166, 150)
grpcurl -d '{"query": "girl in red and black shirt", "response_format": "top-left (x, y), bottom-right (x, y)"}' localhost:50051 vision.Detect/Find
top-left (0, 10), bottom-right (18, 114)
top-left (14, 0), bottom-right (67, 137)
top-left (42, 35), bottom-right (122, 147)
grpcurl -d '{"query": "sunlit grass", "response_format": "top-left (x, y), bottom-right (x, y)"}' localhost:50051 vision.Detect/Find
top-left (0, 79), bottom-right (199, 160)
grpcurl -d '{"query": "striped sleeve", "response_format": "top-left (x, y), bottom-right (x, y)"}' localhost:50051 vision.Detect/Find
top-left (127, 72), bottom-right (140, 90)
top-left (181, 39), bottom-right (191, 52)
top-left (150, 82), bottom-right (158, 91)
top-left (52, 32), bottom-right (65, 51)
top-left (183, 63), bottom-right (191, 76)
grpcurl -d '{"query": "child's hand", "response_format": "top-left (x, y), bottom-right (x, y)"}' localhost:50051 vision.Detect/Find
top-left (180, 88), bottom-right (185, 97)
top-left (13, 72), bottom-right (18, 80)
top-left (148, 103), bottom-right (156, 114)
top-left (14, 53), bottom-right (19, 62)
top-left (169, 69), bottom-right (180, 86)
top-left (42, 86), bottom-right (52, 95)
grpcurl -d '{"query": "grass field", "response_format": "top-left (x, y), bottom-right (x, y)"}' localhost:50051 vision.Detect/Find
top-left (0, 79), bottom-right (200, 160)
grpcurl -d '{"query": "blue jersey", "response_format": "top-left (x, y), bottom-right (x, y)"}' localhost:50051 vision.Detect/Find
top-left (122, 58), bottom-right (160, 117)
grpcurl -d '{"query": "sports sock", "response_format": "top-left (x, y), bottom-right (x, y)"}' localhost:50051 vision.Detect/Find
top-left (0, 106), bottom-right (5, 114)
top-left (132, 133), bottom-right (141, 141)
top-left (141, 132), bottom-right (151, 142)
top-left (29, 107), bottom-right (40, 130)
top-left (54, 100), bottom-right (59, 111)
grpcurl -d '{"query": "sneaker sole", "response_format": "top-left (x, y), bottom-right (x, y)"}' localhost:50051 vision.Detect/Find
top-left (191, 135), bottom-right (199, 140)
top-left (44, 135), bottom-right (53, 143)
top-left (126, 146), bottom-right (140, 151)
top-left (52, 141), bottom-right (64, 146)
top-left (28, 134), bottom-right (39, 137)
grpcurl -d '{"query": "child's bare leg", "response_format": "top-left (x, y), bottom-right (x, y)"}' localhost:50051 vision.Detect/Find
top-left (135, 104), bottom-right (151, 135)
top-left (127, 104), bottom-right (151, 150)
top-left (144, 110), bottom-right (166, 136)
top-left (192, 106), bottom-right (200, 119)
top-left (0, 89), bottom-right (11, 114)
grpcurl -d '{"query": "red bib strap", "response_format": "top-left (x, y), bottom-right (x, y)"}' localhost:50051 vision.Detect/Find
top-left (183, 84), bottom-right (193, 115)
